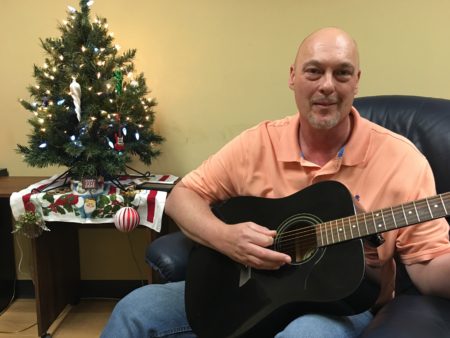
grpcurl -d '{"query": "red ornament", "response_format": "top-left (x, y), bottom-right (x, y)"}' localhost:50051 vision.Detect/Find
top-left (113, 207), bottom-right (140, 232)
top-left (114, 133), bottom-right (125, 151)
top-left (114, 113), bottom-right (125, 151)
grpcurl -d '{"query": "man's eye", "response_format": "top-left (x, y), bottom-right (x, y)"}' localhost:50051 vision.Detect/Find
top-left (335, 69), bottom-right (353, 77)
top-left (306, 68), bottom-right (321, 74)
top-left (304, 68), bottom-right (322, 79)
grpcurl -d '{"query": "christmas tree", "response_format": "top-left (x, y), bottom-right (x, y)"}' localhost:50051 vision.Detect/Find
top-left (18, 0), bottom-right (163, 181)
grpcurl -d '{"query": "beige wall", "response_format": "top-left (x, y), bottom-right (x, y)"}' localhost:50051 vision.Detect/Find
top-left (2, 0), bottom-right (450, 280)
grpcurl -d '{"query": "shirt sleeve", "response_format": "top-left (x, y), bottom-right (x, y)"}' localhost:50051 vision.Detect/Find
top-left (181, 132), bottom-right (249, 204)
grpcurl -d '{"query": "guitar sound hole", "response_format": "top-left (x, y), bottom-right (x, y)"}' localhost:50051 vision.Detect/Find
top-left (275, 214), bottom-right (320, 265)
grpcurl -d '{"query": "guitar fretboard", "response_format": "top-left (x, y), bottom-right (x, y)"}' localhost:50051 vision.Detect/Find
top-left (315, 192), bottom-right (450, 247)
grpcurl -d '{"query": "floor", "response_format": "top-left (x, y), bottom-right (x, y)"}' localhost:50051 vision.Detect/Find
top-left (0, 298), bottom-right (117, 337)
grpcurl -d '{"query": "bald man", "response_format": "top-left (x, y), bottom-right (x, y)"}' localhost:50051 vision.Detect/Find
top-left (102, 28), bottom-right (450, 338)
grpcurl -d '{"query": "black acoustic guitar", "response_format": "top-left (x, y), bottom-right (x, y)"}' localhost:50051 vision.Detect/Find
top-left (185, 180), bottom-right (450, 338)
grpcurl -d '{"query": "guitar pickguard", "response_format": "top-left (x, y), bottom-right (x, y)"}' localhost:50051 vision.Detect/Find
top-left (239, 265), bottom-right (251, 287)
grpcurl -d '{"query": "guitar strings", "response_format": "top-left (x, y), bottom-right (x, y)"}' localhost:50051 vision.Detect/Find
top-left (272, 196), bottom-right (450, 255)
top-left (276, 196), bottom-right (447, 244)
top-left (272, 208), bottom-right (407, 248)
top-left (275, 213), bottom-right (387, 251)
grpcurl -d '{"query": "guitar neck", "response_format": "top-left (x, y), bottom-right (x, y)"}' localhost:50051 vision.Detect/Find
top-left (316, 192), bottom-right (450, 247)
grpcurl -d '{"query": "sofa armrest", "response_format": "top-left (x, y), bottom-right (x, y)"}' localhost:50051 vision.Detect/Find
top-left (145, 231), bottom-right (194, 283)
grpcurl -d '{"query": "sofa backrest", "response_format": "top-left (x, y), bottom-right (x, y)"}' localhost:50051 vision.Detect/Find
top-left (354, 95), bottom-right (450, 197)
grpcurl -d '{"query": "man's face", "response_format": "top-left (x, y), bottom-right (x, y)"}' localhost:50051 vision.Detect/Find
top-left (289, 32), bottom-right (361, 130)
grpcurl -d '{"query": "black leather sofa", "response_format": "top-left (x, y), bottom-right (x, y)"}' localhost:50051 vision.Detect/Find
top-left (146, 95), bottom-right (450, 337)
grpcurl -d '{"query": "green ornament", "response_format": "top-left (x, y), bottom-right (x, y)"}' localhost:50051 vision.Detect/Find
top-left (114, 69), bottom-right (123, 95)
top-left (12, 211), bottom-right (50, 238)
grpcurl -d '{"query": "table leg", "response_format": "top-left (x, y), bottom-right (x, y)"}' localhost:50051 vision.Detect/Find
top-left (31, 222), bottom-right (80, 336)
top-left (0, 197), bottom-right (15, 312)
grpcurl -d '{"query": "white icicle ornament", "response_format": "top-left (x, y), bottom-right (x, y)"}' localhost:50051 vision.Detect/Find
top-left (69, 78), bottom-right (82, 121)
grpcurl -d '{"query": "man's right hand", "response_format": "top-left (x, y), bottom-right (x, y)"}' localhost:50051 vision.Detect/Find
top-left (217, 221), bottom-right (292, 270)
top-left (166, 182), bottom-right (291, 270)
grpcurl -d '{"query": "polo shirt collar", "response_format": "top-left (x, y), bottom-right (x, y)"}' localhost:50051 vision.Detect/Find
top-left (342, 107), bottom-right (371, 166)
top-left (276, 114), bottom-right (302, 162)
top-left (276, 107), bottom-right (371, 166)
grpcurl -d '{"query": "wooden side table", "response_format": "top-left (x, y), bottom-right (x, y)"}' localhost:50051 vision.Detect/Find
top-left (1, 176), bottom-right (176, 337)
top-left (0, 177), bottom-right (45, 313)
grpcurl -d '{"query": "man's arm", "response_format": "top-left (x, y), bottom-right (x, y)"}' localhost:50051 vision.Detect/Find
top-left (165, 181), bottom-right (291, 270)
top-left (406, 252), bottom-right (450, 298)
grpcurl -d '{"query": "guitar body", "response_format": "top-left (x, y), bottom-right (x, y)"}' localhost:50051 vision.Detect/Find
top-left (185, 181), bottom-right (379, 338)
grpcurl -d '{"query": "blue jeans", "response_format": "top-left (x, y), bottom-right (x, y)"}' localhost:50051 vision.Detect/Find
top-left (101, 281), bottom-right (373, 338)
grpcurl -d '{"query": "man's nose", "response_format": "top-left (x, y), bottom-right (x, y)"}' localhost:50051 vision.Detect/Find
top-left (319, 72), bottom-right (335, 95)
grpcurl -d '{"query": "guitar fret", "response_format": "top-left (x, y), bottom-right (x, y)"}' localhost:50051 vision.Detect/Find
top-left (335, 220), bottom-right (340, 242)
top-left (336, 220), bottom-right (342, 242)
top-left (391, 205), bottom-right (406, 229)
top-left (387, 208), bottom-right (398, 230)
top-left (412, 201), bottom-right (421, 222)
top-left (401, 204), bottom-right (408, 225)
top-left (355, 216), bottom-right (362, 237)
top-left (417, 199), bottom-right (432, 220)
top-left (372, 211), bottom-right (383, 231)
top-left (356, 217), bottom-right (361, 237)
top-left (429, 195), bottom-right (448, 218)
top-left (335, 220), bottom-right (340, 241)
top-left (440, 195), bottom-right (448, 214)
top-left (317, 224), bottom-right (322, 246)
top-left (355, 214), bottom-right (366, 236)
top-left (325, 222), bottom-right (331, 244)
top-left (319, 223), bottom-right (325, 246)
top-left (444, 194), bottom-right (450, 212)
top-left (321, 222), bottom-right (326, 245)
top-left (347, 217), bottom-right (354, 239)
top-left (363, 213), bottom-right (370, 235)
top-left (380, 210), bottom-right (388, 231)
top-left (335, 220), bottom-right (341, 242)
top-left (338, 219), bottom-right (345, 240)
top-left (426, 198), bottom-right (433, 218)
top-left (390, 207), bottom-right (398, 228)
top-left (329, 221), bottom-right (334, 243)
top-left (371, 212), bottom-right (377, 232)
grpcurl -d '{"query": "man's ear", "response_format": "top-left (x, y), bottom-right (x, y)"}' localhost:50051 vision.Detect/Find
top-left (288, 65), bottom-right (295, 90)
top-left (354, 70), bottom-right (361, 95)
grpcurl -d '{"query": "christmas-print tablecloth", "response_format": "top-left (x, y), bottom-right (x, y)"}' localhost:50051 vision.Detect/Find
top-left (10, 174), bottom-right (177, 232)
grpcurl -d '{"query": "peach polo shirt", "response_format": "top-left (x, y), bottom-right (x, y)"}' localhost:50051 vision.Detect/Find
top-left (182, 107), bottom-right (450, 306)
